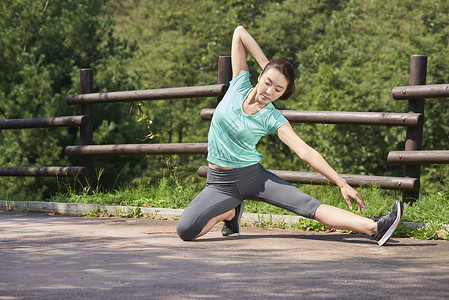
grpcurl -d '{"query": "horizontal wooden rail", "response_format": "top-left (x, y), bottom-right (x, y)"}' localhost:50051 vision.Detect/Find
top-left (65, 143), bottom-right (208, 156)
top-left (388, 150), bottom-right (449, 164)
top-left (200, 109), bottom-right (423, 126)
top-left (0, 167), bottom-right (87, 177)
top-left (0, 116), bottom-right (86, 130)
top-left (392, 84), bottom-right (449, 100)
top-left (66, 84), bottom-right (228, 105)
top-left (197, 166), bottom-right (418, 191)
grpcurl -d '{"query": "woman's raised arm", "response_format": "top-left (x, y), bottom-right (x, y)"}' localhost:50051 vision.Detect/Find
top-left (231, 26), bottom-right (270, 78)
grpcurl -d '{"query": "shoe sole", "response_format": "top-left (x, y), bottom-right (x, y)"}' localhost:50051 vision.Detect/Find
top-left (377, 200), bottom-right (403, 246)
top-left (225, 202), bottom-right (245, 237)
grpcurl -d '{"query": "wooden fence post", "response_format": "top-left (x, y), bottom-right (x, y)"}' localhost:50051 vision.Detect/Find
top-left (403, 55), bottom-right (427, 203)
top-left (79, 68), bottom-right (94, 191)
top-left (217, 56), bottom-right (232, 103)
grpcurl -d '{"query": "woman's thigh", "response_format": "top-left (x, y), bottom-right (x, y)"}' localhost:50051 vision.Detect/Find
top-left (176, 184), bottom-right (243, 241)
top-left (241, 167), bottom-right (322, 219)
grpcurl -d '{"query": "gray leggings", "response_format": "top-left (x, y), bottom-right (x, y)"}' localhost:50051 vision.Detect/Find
top-left (176, 163), bottom-right (322, 241)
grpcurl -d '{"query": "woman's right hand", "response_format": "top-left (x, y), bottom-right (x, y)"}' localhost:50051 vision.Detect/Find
top-left (340, 184), bottom-right (366, 214)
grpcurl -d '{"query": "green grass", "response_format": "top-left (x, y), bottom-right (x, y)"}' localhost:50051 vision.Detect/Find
top-left (50, 177), bottom-right (200, 209)
top-left (36, 177), bottom-right (449, 241)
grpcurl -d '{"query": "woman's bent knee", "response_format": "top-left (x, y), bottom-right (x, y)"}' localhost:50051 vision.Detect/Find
top-left (176, 220), bottom-right (198, 241)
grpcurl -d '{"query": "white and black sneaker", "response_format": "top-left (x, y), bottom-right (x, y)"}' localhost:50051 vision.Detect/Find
top-left (222, 202), bottom-right (245, 237)
top-left (371, 200), bottom-right (404, 246)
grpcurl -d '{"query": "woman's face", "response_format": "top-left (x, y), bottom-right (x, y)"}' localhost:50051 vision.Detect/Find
top-left (256, 68), bottom-right (289, 105)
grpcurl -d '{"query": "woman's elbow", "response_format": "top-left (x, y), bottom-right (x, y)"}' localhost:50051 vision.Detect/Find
top-left (234, 25), bottom-right (247, 36)
top-left (235, 25), bottom-right (245, 31)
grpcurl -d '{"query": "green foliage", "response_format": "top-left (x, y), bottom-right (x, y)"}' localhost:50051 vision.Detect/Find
top-left (119, 207), bottom-right (143, 218)
top-left (253, 0), bottom-right (449, 187)
top-left (86, 206), bottom-right (103, 218)
top-left (292, 218), bottom-right (333, 232)
top-left (403, 187), bottom-right (449, 225)
top-left (395, 221), bottom-right (448, 240)
top-left (49, 176), bottom-right (202, 209)
top-left (2, 0), bottom-right (449, 200)
top-left (0, 0), bottom-right (138, 199)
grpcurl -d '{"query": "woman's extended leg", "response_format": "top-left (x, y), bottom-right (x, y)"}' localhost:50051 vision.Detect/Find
top-left (314, 204), bottom-right (377, 235)
top-left (243, 165), bottom-right (377, 235)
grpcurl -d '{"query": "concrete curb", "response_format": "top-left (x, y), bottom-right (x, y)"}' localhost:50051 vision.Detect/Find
top-left (0, 200), bottom-right (304, 226)
top-left (1, 200), bottom-right (437, 230)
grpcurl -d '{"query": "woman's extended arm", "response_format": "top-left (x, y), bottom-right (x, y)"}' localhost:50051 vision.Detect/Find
top-left (231, 26), bottom-right (270, 78)
top-left (277, 122), bottom-right (366, 213)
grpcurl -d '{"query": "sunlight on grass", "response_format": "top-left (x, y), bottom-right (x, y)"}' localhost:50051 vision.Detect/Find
top-left (41, 176), bottom-right (449, 241)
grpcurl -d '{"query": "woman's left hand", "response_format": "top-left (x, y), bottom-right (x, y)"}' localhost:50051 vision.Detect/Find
top-left (340, 184), bottom-right (366, 213)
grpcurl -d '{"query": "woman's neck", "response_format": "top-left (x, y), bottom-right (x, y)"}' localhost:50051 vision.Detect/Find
top-left (242, 89), bottom-right (267, 116)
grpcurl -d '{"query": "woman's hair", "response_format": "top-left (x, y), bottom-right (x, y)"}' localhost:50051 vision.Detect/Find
top-left (261, 59), bottom-right (296, 100)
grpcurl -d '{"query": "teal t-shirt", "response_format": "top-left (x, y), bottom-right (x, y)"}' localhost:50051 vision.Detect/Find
top-left (207, 71), bottom-right (288, 168)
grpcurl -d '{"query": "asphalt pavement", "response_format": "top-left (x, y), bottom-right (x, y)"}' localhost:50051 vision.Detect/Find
top-left (1, 210), bottom-right (449, 299)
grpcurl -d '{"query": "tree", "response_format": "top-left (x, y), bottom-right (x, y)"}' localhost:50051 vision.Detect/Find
top-left (0, 0), bottom-right (137, 199)
top-left (107, 0), bottom-right (449, 192)
top-left (2, 0), bottom-right (448, 199)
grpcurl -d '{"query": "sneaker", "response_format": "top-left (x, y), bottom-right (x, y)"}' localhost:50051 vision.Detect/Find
top-left (222, 202), bottom-right (245, 237)
top-left (371, 200), bottom-right (404, 246)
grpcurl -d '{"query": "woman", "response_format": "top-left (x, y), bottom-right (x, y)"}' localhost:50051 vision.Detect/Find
top-left (177, 26), bottom-right (403, 246)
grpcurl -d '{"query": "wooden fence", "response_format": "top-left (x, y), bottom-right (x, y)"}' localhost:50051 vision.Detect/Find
top-left (1, 55), bottom-right (448, 203)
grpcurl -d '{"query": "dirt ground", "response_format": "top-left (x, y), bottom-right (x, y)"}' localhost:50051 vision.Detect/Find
top-left (1, 212), bottom-right (449, 299)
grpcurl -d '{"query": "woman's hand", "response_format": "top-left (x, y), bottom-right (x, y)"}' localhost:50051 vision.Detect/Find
top-left (340, 184), bottom-right (366, 213)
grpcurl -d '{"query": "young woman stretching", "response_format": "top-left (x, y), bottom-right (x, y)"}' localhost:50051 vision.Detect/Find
top-left (176, 26), bottom-right (403, 246)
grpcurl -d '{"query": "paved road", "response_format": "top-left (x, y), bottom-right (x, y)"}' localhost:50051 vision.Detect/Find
top-left (1, 211), bottom-right (448, 299)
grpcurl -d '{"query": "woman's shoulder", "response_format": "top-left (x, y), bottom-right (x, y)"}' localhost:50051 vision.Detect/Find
top-left (260, 103), bottom-right (286, 121)
top-left (230, 71), bottom-right (250, 85)
top-left (230, 71), bottom-right (252, 94)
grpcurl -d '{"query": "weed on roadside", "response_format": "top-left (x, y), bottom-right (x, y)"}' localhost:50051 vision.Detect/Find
top-left (86, 206), bottom-right (102, 218)
top-left (120, 207), bottom-right (143, 218)
top-left (293, 218), bottom-right (334, 232)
